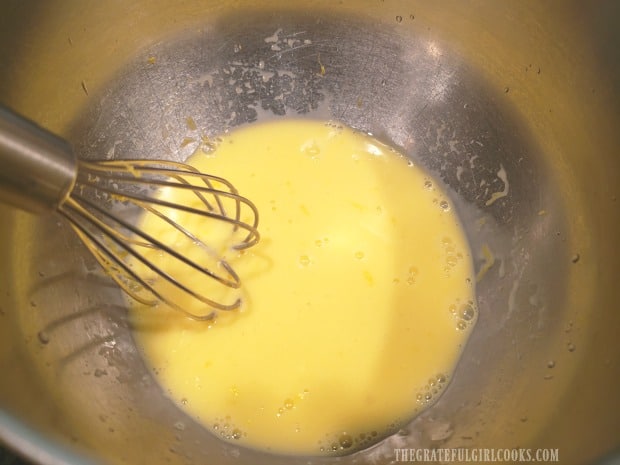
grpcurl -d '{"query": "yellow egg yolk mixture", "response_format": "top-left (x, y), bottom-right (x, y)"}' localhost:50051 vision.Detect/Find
top-left (129, 119), bottom-right (477, 455)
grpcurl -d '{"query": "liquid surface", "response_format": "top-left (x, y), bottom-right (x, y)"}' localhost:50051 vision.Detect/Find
top-left (130, 119), bottom-right (477, 455)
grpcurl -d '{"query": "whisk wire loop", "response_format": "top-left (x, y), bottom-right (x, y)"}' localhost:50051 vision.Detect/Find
top-left (77, 178), bottom-right (260, 249)
top-left (58, 159), bottom-right (259, 320)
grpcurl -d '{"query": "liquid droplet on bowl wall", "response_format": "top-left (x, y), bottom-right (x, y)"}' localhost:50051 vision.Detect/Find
top-left (485, 164), bottom-right (509, 206)
top-left (37, 331), bottom-right (50, 345)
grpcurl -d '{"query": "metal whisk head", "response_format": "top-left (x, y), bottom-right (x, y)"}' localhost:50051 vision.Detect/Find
top-left (59, 159), bottom-right (260, 321)
top-left (0, 106), bottom-right (259, 320)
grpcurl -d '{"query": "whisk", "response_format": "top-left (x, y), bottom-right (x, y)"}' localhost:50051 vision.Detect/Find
top-left (0, 105), bottom-right (259, 321)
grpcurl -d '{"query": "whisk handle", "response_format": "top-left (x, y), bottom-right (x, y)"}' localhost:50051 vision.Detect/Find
top-left (0, 105), bottom-right (77, 214)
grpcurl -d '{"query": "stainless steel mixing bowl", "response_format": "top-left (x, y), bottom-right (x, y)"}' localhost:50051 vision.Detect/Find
top-left (1, 1), bottom-right (619, 464)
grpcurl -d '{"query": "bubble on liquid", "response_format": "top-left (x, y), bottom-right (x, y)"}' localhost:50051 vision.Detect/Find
top-left (407, 266), bottom-right (418, 285)
top-left (424, 179), bottom-right (433, 190)
top-left (406, 159), bottom-right (414, 167)
top-left (442, 236), bottom-right (462, 272)
top-left (173, 421), bottom-right (185, 431)
top-left (439, 200), bottom-right (450, 211)
top-left (355, 251), bottom-right (365, 260)
top-left (396, 15), bottom-right (403, 23)
top-left (325, 121), bottom-right (343, 130)
top-left (219, 423), bottom-right (246, 441)
top-left (284, 398), bottom-right (294, 409)
top-left (299, 255), bottom-right (310, 266)
top-left (456, 320), bottom-right (467, 331)
top-left (567, 342), bottom-right (576, 352)
top-left (460, 303), bottom-right (475, 321)
top-left (302, 141), bottom-right (321, 158)
top-left (416, 373), bottom-right (449, 406)
top-left (339, 433), bottom-right (353, 449)
top-left (547, 360), bottom-right (556, 369)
